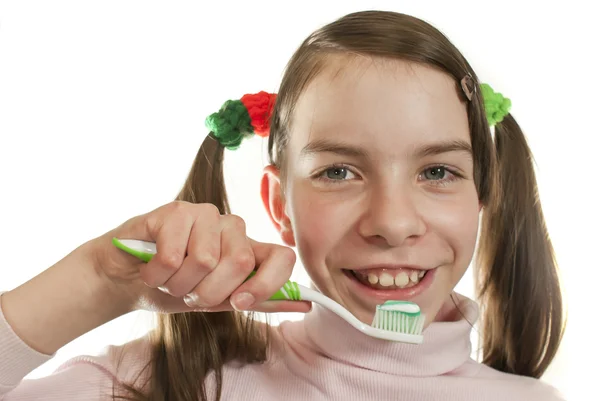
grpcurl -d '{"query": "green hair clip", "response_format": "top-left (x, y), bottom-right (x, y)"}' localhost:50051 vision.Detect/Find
top-left (480, 83), bottom-right (511, 126)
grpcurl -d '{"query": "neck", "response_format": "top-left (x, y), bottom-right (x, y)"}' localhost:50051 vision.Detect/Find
top-left (297, 292), bottom-right (478, 376)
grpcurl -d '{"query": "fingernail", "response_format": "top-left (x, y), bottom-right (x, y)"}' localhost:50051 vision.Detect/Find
top-left (158, 286), bottom-right (170, 294)
top-left (184, 293), bottom-right (203, 308)
top-left (231, 292), bottom-right (255, 311)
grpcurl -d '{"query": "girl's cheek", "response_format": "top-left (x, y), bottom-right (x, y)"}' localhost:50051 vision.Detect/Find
top-left (291, 191), bottom-right (356, 259)
top-left (293, 199), bottom-right (336, 246)
top-left (437, 193), bottom-right (480, 261)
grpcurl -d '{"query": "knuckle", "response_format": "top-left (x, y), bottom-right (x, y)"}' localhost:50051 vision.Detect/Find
top-left (227, 214), bottom-right (247, 231)
top-left (277, 246), bottom-right (296, 267)
top-left (200, 203), bottom-right (221, 221)
top-left (144, 213), bottom-right (160, 234)
top-left (170, 200), bottom-right (188, 211)
top-left (191, 251), bottom-right (219, 272)
top-left (150, 202), bottom-right (189, 231)
top-left (158, 250), bottom-right (183, 272)
top-left (169, 201), bottom-right (193, 221)
top-left (206, 242), bottom-right (221, 264)
top-left (232, 250), bottom-right (255, 272)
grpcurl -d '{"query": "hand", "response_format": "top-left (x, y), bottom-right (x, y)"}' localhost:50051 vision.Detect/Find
top-left (93, 201), bottom-right (311, 315)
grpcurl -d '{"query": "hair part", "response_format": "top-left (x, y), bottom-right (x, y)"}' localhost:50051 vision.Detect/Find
top-left (114, 10), bottom-right (564, 401)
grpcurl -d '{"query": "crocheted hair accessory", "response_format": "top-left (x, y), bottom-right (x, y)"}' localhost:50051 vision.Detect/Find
top-left (480, 83), bottom-right (511, 126)
top-left (205, 91), bottom-right (277, 150)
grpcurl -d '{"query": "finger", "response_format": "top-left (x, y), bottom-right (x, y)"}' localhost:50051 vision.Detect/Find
top-left (139, 202), bottom-right (196, 288)
top-left (168, 299), bottom-right (311, 314)
top-left (229, 241), bottom-right (296, 311)
top-left (149, 293), bottom-right (233, 314)
top-left (145, 293), bottom-right (311, 314)
top-left (159, 217), bottom-right (221, 297)
top-left (248, 238), bottom-right (295, 267)
top-left (252, 300), bottom-right (312, 314)
top-left (183, 215), bottom-right (255, 308)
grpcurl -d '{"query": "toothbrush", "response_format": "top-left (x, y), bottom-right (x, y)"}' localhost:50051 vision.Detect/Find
top-left (112, 237), bottom-right (425, 344)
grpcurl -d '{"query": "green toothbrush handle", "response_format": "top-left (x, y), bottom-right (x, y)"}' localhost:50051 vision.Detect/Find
top-left (112, 238), bottom-right (303, 301)
top-left (112, 237), bottom-right (154, 262)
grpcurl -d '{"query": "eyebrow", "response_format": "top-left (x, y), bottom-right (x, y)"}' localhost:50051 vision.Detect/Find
top-left (299, 138), bottom-right (472, 160)
top-left (299, 139), bottom-right (370, 159)
top-left (415, 139), bottom-right (473, 158)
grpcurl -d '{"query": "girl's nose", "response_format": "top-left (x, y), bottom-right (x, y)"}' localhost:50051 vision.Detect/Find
top-left (357, 185), bottom-right (427, 248)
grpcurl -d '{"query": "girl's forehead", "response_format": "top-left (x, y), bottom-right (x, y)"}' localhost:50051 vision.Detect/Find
top-left (295, 56), bottom-right (460, 114)
top-left (287, 57), bottom-right (470, 154)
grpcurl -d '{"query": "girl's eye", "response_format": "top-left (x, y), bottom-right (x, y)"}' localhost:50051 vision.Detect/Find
top-left (419, 165), bottom-right (462, 186)
top-left (315, 165), bottom-right (358, 182)
top-left (423, 166), bottom-right (448, 180)
top-left (326, 167), bottom-right (350, 180)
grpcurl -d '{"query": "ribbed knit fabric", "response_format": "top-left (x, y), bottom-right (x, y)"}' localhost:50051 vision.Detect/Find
top-left (0, 292), bottom-right (565, 400)
top-left (0, 292), bottom-right (55, 395)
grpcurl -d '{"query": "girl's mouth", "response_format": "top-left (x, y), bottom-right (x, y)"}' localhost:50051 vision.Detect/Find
top-left (342, 267), bottom-right (435, 300)
top-left (344, 268), bottom-right (427, 290)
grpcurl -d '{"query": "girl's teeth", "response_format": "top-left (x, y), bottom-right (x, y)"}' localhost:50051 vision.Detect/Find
top-left (353, 269), bottom-right (427, 289)
top-left (379, 272), bottom-right (394, 287)
top-left (394, 272), bottom-right (409, 287)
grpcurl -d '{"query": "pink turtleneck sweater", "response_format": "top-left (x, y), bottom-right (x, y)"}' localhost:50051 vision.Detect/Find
top-left (0, 293), bottom-right (564, 400)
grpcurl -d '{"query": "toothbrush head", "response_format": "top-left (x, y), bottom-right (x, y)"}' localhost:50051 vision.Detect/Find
top-left (370, 300), bottom-right (425, 343)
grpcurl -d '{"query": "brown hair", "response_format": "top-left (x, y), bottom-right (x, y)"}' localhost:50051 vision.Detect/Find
top-left (114, 10), bottom-right (565, 401)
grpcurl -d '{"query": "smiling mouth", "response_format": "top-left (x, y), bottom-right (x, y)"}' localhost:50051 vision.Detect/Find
top-left (343, 268), bottom-right (429, 290)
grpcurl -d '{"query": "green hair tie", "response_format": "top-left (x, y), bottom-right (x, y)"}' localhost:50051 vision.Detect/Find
top-left (205, 99), bottom-right (254, 150)
top-left (481, 83), bottom-right (511, 126)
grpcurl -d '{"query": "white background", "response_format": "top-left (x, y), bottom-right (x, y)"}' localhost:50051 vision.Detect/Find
top-left (0, 1), bottom-right (598, 399)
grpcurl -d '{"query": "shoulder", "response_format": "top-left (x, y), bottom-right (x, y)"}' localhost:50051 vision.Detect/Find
top-left (466, 360), bottom-right (566, 400)
top-left (56, 332), bottom-right (154, 390)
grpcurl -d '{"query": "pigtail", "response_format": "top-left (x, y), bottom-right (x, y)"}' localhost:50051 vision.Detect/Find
top-left (476, 113), bottom-right (565, 378)
top-left (114, 92), bottom-right (277, 401)
top-left (150, 134), bottom-right (269, 401)
top-left (176, 133), bottom-right (231, 213)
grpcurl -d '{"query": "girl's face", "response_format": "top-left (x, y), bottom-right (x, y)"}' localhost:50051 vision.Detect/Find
top-left (263, 57), bottom-right (480, 326)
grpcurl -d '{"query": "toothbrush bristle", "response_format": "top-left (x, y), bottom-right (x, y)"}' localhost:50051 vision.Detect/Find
top-left (371, 309), bottom-right (425, 335)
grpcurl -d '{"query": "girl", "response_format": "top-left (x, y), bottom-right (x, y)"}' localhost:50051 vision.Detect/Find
top-left (0, 10), bottom-right (565, 401)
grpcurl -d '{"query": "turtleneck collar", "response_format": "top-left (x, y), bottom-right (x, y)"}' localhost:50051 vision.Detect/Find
top-left (287, 292), bottom-right (478, 377)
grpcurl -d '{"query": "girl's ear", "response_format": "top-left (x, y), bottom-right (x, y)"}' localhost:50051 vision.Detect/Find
top-left (260, 165), bottom-right (296, 246)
